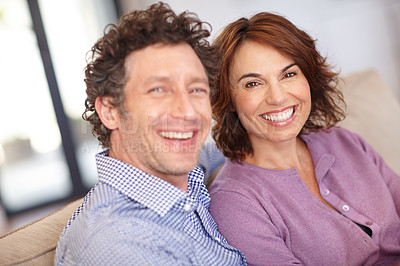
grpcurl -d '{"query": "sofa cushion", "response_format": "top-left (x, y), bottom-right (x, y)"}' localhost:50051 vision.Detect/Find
top-left (338, 69), bottom-right (400, 175)
top-left (0, 198), bottom-right (82, 266)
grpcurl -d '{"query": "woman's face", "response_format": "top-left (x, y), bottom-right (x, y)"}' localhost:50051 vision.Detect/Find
top-left (229, 41), bottom-right (311, 146)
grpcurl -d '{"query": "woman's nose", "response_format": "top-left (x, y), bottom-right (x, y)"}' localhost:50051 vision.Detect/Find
top-left (265, 83), bottom-right (287, 106)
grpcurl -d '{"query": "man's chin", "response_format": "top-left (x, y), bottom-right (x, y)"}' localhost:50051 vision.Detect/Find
top-left (161, 155), bottom-right (198, 174)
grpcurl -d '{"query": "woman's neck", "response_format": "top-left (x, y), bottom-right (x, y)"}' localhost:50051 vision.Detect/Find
top-left (244, 136), bottom-right (307, 171)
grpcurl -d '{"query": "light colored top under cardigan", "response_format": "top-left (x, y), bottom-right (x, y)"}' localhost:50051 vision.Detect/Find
top-left (209, 127), bottom-right (400, 265)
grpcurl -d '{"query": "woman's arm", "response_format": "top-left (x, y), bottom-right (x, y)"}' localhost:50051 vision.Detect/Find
top-left (355, 132), bottom-right (400, 216)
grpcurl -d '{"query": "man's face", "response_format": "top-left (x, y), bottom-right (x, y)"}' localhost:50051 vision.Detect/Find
top-left (112, 42), bottom-right (211, 185)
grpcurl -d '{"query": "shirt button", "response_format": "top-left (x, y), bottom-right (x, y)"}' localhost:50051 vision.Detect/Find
top-left (342, 205), bottom-right (350, 212)
top-left (322, 189), bottom-right (330, 196)
top-left (183, 203), bottom-right (191, 211)
top-left (365, 221), bottom-right (373, 226)
top-left (215, 237), bottom-right (221, 242)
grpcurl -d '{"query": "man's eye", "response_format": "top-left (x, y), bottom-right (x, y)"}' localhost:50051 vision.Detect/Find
top-left (149, 87), bottom-right (163, 93)
top-left (245, 81), bottom-right (259, 88)
top-left (191, 88), bottom-right (207, 94)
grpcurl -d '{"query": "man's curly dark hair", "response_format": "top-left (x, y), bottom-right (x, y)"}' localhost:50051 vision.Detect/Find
top-left (82, 2), bottom-right (220, 148)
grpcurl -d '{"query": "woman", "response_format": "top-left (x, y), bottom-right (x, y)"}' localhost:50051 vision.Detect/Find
top-left (209, 12), bottom-right (400, 265)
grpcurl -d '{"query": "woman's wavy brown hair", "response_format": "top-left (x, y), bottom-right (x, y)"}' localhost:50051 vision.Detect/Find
top-left (83, 2), bottom-right (220, 148)
top-left (212, 12), bottom-right (346, 161)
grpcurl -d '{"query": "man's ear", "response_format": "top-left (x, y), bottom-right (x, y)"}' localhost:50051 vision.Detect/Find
top-left (95, 96), bottom-right (119, 130)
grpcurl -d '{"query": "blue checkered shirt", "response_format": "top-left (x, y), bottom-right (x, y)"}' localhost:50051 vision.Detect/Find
top-left (54, 151), bottom-right (246, 265)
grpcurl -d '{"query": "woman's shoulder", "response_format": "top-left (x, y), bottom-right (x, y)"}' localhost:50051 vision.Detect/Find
top-left (216, 159), bottom-right (274, 181)
top-left (304, 126), bottom-right (364, 145)
top-left (208, 158), bottom-right (295, 196)
top-left (307, 126), bottom-right (356, 137)
top-left (208, 160), bottom-right (252, 194)
top-left (302, 126), bottom-right (374, 160)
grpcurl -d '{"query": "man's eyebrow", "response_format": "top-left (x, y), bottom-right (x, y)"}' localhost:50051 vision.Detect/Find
top-left (189, 77), bottom-right (209, 84)
top-left (145, 76), bottom-right (170, 83)
top-left (145, 76), bottom-right (209, 84)
top-left (236, 63), bottom-right (297, 83)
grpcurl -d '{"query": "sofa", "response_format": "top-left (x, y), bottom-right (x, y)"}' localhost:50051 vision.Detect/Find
top-left (0, 69), bottom-right (399, 265)
top-left (0, 199), bottom-right (82, 266)
top-left (337, 69), bottom-right (400, 175)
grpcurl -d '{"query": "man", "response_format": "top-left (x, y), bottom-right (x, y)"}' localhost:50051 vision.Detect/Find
top-left (54, 2), bottom-right (245, 265)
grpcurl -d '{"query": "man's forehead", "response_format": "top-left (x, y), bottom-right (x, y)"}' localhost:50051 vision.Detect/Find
top-left (123, 42), bottom-right (207, 82)
top-left (124, 42), bottom-right (195, 64)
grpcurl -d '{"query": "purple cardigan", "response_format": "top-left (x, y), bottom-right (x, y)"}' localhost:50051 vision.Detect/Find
top-left (209, 127), bottom-right (400, 265)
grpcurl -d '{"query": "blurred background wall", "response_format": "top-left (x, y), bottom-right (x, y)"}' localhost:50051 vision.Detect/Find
top-left (121, 0), bottom-right (400, 100)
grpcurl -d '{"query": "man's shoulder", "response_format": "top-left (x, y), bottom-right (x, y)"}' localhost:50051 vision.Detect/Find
top-left (76, 183), bottom-right (129, 217)
top-left (56, 184), bottom-right (172, 257)
top-left (61, 183), bottom-right (143, 237)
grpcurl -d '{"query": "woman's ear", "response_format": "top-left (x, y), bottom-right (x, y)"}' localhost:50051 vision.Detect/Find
top-left (95, 96), bottom-right (119, 130)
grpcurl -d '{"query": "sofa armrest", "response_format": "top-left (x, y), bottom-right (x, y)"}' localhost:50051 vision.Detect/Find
top-left (0, 198), bottom-right (82, 266)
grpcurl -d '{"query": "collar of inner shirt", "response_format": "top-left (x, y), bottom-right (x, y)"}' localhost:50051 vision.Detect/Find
top-left (95, 150), bottom-right (204, 217)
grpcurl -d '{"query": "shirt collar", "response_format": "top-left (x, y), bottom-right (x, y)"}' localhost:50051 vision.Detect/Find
top-left (95, 150), bottom-right (205, 217)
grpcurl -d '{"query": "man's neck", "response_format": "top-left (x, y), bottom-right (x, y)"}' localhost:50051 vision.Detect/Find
top-left (108, 148), bottom-right (189, 192)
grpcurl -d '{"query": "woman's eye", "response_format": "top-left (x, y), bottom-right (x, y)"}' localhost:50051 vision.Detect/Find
top-left (245, 81), bottom-right (259, 88)
top-left (284, 72), bottom-right (296, 79)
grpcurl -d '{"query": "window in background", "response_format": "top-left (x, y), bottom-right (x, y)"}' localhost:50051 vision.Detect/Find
top-left (38, 0), bottom-right (118, 188)
top-left (0, 0), bottom-right (117, 215)
top-left (0, 0), bottom-right (72, 213)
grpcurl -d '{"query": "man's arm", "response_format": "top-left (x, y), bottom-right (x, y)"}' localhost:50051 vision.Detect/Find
top-left (198, 141), bottom-right (225, 184)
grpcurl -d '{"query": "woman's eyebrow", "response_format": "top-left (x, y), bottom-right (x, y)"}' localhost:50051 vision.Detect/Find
top-left (236, 63), bottom-right (298, 83)
top-left (281, 63), bottom-right (297, 73)
top-left (237, 73), bottom-right (262, 83)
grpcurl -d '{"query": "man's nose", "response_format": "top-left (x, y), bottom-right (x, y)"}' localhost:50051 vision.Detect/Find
top-left (169, 91), bottom-right (196, 120)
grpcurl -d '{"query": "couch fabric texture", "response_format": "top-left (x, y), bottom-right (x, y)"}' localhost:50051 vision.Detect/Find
top-left (0, 199), bottom-right (82, 266)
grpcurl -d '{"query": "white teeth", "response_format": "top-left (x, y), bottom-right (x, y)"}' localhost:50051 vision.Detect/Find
top-left (263, 107), bottom-right (294, 122)
top-left (159, 131), bottom-right (194, 139)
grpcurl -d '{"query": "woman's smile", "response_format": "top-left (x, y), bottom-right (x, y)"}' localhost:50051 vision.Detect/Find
top-left (260, 105), bottom-right (297, 127)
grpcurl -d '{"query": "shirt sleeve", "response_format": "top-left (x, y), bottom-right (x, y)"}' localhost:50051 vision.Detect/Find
top-left (210, 190), bottom-right (303, 265)
top-left (198, 141), bottom-right (225, 183)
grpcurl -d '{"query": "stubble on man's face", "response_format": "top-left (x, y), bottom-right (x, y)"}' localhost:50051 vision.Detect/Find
top-left (111, 42), bottom-right (212, 185)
